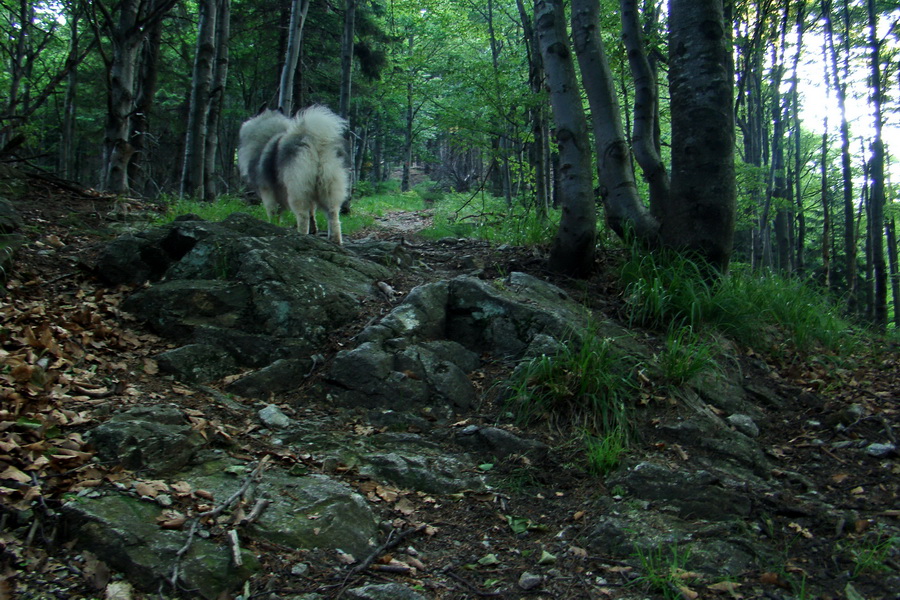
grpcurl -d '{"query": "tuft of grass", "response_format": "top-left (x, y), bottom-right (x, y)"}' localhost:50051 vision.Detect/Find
top-left (505, 327), bottom-right (638, 440)
top-left (583, 428), bottom-right (628, 476)
top-left (417, 190), bottom-right (557, 246)
top-left (846, 531), bottom-right (899, 578)
top-left (657, 324), bottom-right (720, 386)
top-left (631, 544), bottom-right (697, 600)
top-left (618, 244), bottom-right (857, 355)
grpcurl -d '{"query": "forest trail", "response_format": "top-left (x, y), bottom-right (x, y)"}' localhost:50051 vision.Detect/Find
top-left (1, 172), bottom-right (899, 599)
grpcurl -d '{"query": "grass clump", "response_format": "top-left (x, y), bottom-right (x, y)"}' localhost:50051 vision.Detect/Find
top-left (845, 531), bottom-right (899, 578)
top-left (631, 544), bottom-right (698, 600)
top-left (418, 191), bottom-right (557, 246)
top-left (657, 324), bottom-right (721, 386)
top-left (618, 245), bottom-right (855, 355)
top-left (505, 325), bottom-right (640, 473)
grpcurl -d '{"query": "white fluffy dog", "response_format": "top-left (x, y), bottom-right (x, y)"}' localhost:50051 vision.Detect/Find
top-left (238, 105), bottom-right (349, 244)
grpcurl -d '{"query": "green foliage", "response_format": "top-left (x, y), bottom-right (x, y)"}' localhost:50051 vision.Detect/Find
top-left (504, 327), bottom-right (637, 439)
top-left (631, 544), bottom-right (697, 600)
top-left (657, 325), bottom-right (720, 385)
top-left (845, 531), bottom-right (899, 578)
top-left (619, 245), bottom-right (857, 355)
top-left (583, 428), bottom-right (628, 476)
top-left (418, 190), bottom-right (557, 246)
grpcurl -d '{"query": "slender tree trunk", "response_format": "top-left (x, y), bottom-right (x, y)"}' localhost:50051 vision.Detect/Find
top-left (570, 0), bottom-right (657, 241)
top-left (339, 0), bottom-right (356, 118)
top-left (278, 0), bottom-right (310, 115)
top-left (97, 0), bottom-right (175, 193)
top-left (887, 218), bottom-right (900, 328)
top-left (402, 34), bottom-right (414, 193)
top-left (204, 0), bottom-right (231, 202)
top-left (823, 0), bottom-right (858, 311)
top-left (180, 0), bottom-right (218, 199)
top-left (100, 0), bottom-right (142, 193)
top-left (665, 0), bottom-right (736, 272)
top-left (535, 0), bottom-right (597, 277)
top-left (821, 129), bottom-right (832, 289)
top-left (516, 0), bottom-right (550, 218)
top-left (866, 0), bottom-right (887, 329)
top-left (620, 0), bottom-right (669, 218)
top-left (129, 18), bottom-right (163, 194)
top-left (59, 5), bottom-right (79, 179)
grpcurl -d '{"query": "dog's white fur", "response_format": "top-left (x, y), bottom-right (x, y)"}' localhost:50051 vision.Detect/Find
top-left (238, 105), bottom-right (348, 244)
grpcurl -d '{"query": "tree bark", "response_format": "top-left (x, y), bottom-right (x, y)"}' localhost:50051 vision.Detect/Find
top-left (535, 0), bottom-right (597, 277)
top-left (571, 0), bottom-right (658, 242)
top-left (180, 0), bottom-right (219, 199)
top-left (823, 0), bottom-right (858, 312)
top-left (204, 0), bottom-right (231, 202)
top-left (278, 0), bottom-right (310, 115)
top-left (619, 0), bottom-right (669, 219)
top-left (339, 0), bottom-right (356, 119)
top-left (664, 0), bottom-right (736, 272)
top-left (95, 0), bottom-right (176, 193)
top-left (866, 0), bottom-right (887, 329)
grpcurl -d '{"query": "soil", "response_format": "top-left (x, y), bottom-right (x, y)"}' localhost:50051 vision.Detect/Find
top-left (1, 171), bottom-right (899, 600)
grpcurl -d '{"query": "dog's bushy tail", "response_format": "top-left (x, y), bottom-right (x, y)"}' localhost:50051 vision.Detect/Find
top-left (289, 105), bottom-right (347, 145)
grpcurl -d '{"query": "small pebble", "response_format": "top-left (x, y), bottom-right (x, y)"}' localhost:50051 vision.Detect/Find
top-left (518, 571), bottom-right (542, 591)
top-left (865, 443), bottom-right (896, 457)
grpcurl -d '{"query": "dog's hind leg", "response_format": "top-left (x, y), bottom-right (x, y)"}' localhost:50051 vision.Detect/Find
top-left (326, 207), bottom-right (342, 245)
top-left (259, 186), bottom-right (280, 221)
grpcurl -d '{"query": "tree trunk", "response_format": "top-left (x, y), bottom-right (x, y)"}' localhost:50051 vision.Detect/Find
top-left (402, 33), bottom-right (414, 193)
top-left (97, 0), bottom-right (175, 193)
top-left (570, 0), bottom-right (657, 241)
top-left (619, 0), bottom-right (669, 219)
top-left (516, 0), bottom-right (551, 218)
top-left (129, 18), bottom-right (163, 195)
top-left (180, 0), bottom-right (219, 199)
top-left (887, 218), bottom-right (900, 328)
top-left (664, 0), bottom-right (736, 272)
top-left (339, 0), bottom-right (356, 119)
top-left (204, 0), bottom-right (231, 202)
top-left (59, 4), bottom-right (80, 179)
top-left (866, 0), bottom-right (887, 329)
top-left (823, 0), bottom-right (858, 312)
top-left (278, 0), bottom-right (310, 115)
top-left (535, 0), bottom-right (597, 277)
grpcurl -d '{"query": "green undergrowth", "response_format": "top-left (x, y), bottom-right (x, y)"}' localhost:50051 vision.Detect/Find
top-left (159, 182), bottom-right (558, 248)
top-left (618, 244), bottom-right (857, 356)
top-left (504, 324), bottom-right (640, 475)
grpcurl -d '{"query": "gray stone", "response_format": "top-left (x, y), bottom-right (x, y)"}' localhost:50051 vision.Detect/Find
top-left (726, 413), bottom-right (760, 438)
top-left (62, 494), bottom-right (258, 599)
top-left (181, 461), bottom-right (377, 556)
top-left (865, 443), bottom-right (896, 457)
top-left (226, 358), bottom-right (315, 398)
top-left (455, 426), bottom-right (548, 459)
top-left (345, 583), bottom-right (427, 600)
top-left (87, 405), bottom-right (204, 475)
top-left (608, 462), bottom-right (752, 520)
top-left (518, 571), bottom-right (543, 590)
top-left (359, 451), bottom-right (484, 494)
top-left (258, 404), bottom-right (292, 428)
top-left (155, 343), bottom-right (237, 383)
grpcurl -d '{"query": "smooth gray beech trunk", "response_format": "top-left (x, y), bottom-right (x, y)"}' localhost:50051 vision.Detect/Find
top-left (534, 0), bottom-right (597, 277)
top-left (866, 0), bottom-right (887, 329)
top-left (665, 0), bottom-right (736, 272)
top-left (278, 0), bottom-right (310, 115)
top-left (571, 0), bottom-right (658, 241)
top-left (204, 0), bottom-right (231, 202)
top-left (180, 0), bottom-right (218, 199)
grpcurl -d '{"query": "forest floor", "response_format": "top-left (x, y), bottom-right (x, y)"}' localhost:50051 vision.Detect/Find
top-left (1, 172), bottom-right (899, 600)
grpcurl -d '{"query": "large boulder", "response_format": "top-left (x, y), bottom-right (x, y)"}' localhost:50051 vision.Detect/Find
top-left (94, 213), bottom-right (392, 390)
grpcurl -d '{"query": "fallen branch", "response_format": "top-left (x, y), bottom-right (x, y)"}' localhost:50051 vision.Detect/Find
top-left (168, 456), bottom-right (270, 589)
